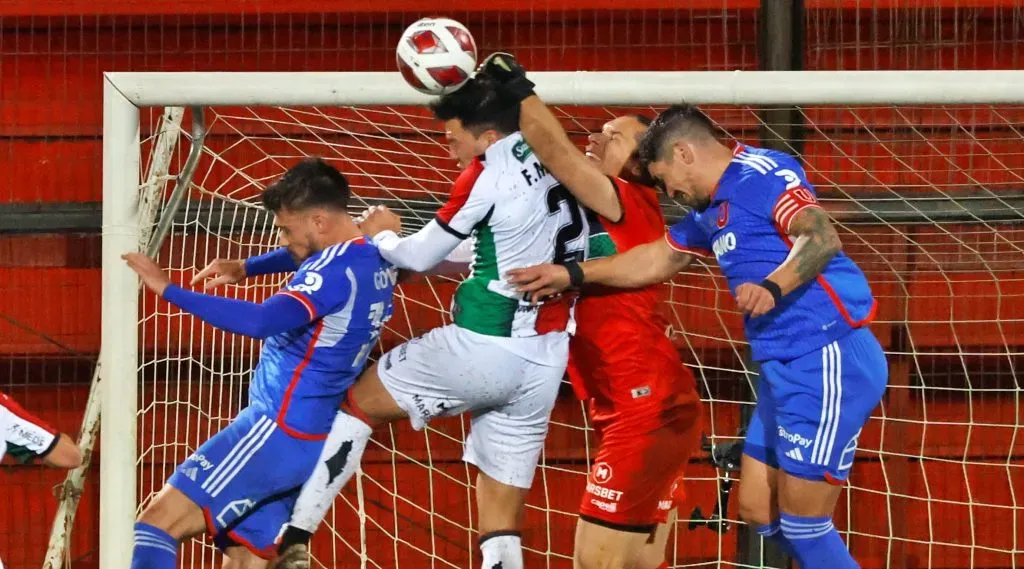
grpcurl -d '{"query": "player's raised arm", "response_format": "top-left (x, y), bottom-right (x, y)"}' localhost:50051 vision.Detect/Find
top-left (361, 205), bottom-right (466, 273)
top-left (508, 236), bottom-right (692, 302)
top-left (191, 247), bottom-right (299, 290)
top-left (476, 53), bottom-right (623, 222)
top-left (124, 252), bottom-right (332, 339)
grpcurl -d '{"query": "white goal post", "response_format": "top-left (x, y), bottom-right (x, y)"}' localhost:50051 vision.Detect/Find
top-left (98, 70), bottom-right (1024, 569)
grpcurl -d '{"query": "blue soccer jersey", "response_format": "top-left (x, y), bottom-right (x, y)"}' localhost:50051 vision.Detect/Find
top-left (164, 236), bottom-right (397, 558)
top-left (667, 144), bottom-right (877, 362)
top-left (249, 236), bottom-right (397, 437)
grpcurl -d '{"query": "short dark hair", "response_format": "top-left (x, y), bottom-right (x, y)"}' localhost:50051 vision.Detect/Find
top-left (429, 75), bottom-right (520, 136)
top-left (637, 104), bottom-right (718, 169)
top-left (261, 157), bottom-right (350, 212)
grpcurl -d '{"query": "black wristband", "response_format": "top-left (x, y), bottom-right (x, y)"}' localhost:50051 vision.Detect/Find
top-left (760, 279), bottom-right (783, 304)
top-left (563, 261), bottom-right (585, 288)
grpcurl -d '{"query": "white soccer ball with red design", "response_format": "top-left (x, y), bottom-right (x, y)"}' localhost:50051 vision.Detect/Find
top-left (396, 17), bottom-right (477, 95)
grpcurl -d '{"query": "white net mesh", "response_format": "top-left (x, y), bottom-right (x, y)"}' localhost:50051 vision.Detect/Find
top-left (137, 102), bottom-right (1024, 569)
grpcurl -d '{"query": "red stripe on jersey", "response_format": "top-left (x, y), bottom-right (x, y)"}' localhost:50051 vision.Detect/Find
top-left (0, 391), bottom-right (56, 435)
top-left (773, 186), bottom-right (822, 234)
top-left (275, 320), bottom-right (329, 441)
top-left (201, 506), bottom-right (218, 536)
top-left (815, 274), bottom-right (878, 328)
top-left (278, 291), bottom-right (316, 320)
top-left (435, 157), bottom-right (485, 224)
top-left (776, 232), bottom-right (878, 329)
top-left (664, 234), bottom-right (711, 258)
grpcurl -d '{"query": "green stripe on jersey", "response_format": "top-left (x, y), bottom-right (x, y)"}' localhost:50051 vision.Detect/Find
top-left (588, 232), bottom-right (618, 260)
top-left (452, 213), bottom-right (518, 337)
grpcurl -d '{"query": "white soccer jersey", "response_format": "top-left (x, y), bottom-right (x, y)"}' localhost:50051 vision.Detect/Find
top-left (433, 132), bottom-right (587, 337)
top-left (0, 391), bottom-right (58, 465)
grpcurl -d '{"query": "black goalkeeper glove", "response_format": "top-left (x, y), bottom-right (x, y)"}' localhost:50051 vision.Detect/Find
top-left (475, 52), bottom-right (536, 103)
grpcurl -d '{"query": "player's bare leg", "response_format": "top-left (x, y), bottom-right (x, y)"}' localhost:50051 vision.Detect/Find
top-left (222, 546), bottom-right (269, 569)
top-left (735, 453), bottom-right (794, 557)
top-left (736, 454), bottom-right (780, 526)
top-left (137, 485), bottom-right (208, 540)
top-left (277, 361), bottom-right (405, 569)
top-left (635, 510), bottom-right (676, 569)
top-left (776, 472), bottom-right (850, 568)
top-left (132, 485), bottom-right (207, 568)
top-left (573, 518), bottom-right (649, 569)
top-left (476, 471), bottom-right (528, 569)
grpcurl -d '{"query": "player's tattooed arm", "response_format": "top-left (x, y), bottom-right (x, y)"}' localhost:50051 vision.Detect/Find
top-left (508, 237), bottom-right (692, 301)
top-left (519, 96), bottom-right (623, 222)
top-left (767, 206), bottom-right (843, 294)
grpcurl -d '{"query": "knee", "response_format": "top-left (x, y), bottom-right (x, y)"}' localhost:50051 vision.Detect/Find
top-left (476, 473), bottom-right (527, 534)
top-left (575, 541), bottom-right (627, 569)
top-left (137, 486), bottom-right (205, 540)
top-left (633, 547), bottom-right (666, 569)
top-left (737, 494), bottom-right (773, 527)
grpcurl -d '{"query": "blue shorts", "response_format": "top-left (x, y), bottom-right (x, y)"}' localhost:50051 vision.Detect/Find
top-left (744, 327), bottom-right (888, 483)
top-left (168, 406), bottom-right (323, 559)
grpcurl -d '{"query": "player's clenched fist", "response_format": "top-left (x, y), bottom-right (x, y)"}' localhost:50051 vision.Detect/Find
top-left (359, 205), bottom-right (402, 237)
top-left (506, 263), bottom-right (571, 303)
top-left (735, 282), bottom-right (776, 317)
top-left (122, 252), bottom-right (172, 296)
top-left (191, 258), bottom-right (247, 290)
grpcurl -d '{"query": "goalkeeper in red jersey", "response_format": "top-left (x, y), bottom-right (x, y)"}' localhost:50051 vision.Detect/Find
top-left (477, 57), bottom-right (703, 569)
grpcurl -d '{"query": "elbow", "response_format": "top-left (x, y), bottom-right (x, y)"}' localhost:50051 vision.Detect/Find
top-left (827, 232), bottom-right (843, 258)
top-left (251, 321), bottom-right (278, 340)
top-left (47, 434), bottom-right (84, 469)
top-left (406, 258), bottom-right (437, 273)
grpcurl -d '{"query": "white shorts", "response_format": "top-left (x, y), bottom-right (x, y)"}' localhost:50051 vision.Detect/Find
top-left (377, 324), bottom-right (568, 489)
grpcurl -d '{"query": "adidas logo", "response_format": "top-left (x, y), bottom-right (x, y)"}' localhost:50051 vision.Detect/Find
top-left (182, 467), bottom-right (198, 481)
top-left (785, 448), bottom-right (804, 462)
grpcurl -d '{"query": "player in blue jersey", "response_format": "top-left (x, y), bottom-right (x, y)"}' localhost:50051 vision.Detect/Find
top-left (122, 158), bottom-right (397, 569)
top-left (506, 104), bottom-right (887, 569)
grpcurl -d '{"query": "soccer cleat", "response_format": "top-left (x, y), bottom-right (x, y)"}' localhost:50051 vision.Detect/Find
top-left (277, 543), bottom-right (311, 569)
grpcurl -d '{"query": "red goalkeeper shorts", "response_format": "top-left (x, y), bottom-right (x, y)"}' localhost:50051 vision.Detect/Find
top-left (578, 394), bottom-right (702, 532)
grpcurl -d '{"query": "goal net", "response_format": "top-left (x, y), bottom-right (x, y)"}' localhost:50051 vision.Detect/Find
top-left (96, 72), bottom-right (1023, 569)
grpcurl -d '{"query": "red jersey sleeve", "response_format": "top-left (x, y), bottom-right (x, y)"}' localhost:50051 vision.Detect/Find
top-left (435, 158), bottom-right (489, 239)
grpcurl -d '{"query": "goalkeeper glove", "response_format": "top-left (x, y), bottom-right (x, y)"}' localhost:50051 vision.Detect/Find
top-left (475, 52), bottom-right (536, 103)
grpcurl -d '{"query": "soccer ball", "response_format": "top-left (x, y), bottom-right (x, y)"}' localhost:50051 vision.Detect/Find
top-left (396, 17), bottom-right (477, 95)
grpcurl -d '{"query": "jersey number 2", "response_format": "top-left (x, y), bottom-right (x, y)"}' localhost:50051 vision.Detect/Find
top-left (546, 185), bottom-right (585, 263)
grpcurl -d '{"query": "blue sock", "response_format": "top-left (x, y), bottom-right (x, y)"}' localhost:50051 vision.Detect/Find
top-left (131, 522), bottom-right (178, 569)
top-left (780, 513), bottom-right (860, 569)
top-left (756, 520), bottom-right (797, 558)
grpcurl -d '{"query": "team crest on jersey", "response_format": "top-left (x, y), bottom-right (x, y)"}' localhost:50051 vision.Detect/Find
top-left (288, 271), bottom-right (323, 294)
top-left (716, 201), bottom-right (729, 229)
top-left (511, 140), bottom-right (534, 163)
top-left (591, 462), bottom-right (614, 484)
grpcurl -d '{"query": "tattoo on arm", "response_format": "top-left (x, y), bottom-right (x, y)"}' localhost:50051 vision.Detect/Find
top-left (769, 207), bottom-right (842, 294)
top-left (790, 207), bottom-right (843, 281)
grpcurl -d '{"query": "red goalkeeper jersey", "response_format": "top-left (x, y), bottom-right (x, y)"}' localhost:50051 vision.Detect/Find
top-left (568, 177), bottom-right (697, 410)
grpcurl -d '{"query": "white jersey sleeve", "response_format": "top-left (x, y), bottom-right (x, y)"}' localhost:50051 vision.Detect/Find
top-left (0, 391), bottom-right (58, 464)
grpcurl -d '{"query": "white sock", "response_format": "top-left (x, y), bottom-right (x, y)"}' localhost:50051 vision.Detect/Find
top-left (480, 532), bottom-right (523, 569)
top-left (288, 411), bottom-right (372, 533)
